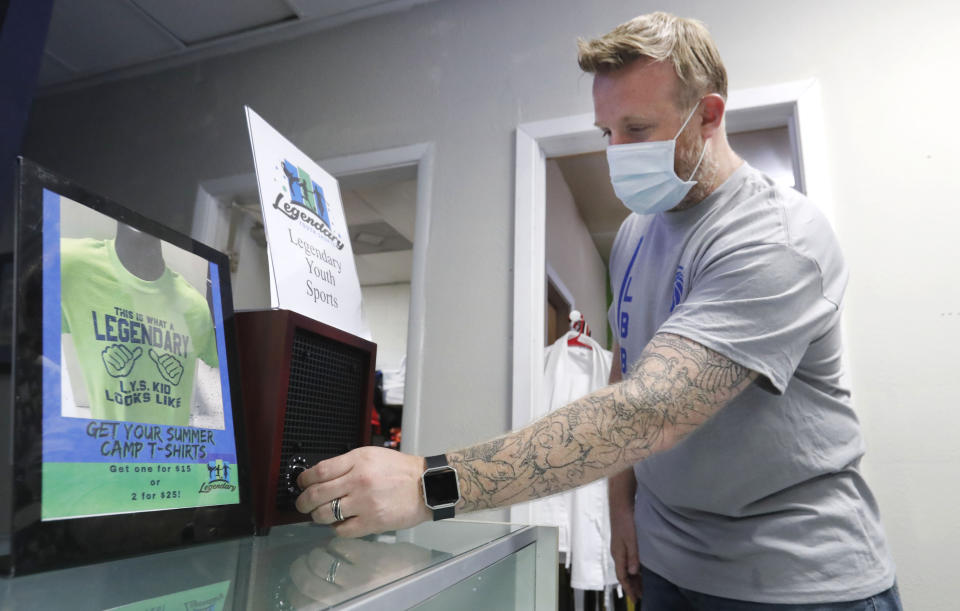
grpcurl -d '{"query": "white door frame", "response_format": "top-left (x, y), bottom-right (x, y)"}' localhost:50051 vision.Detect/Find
top-left (192, 142), bottom-right (435, 457)
top-left (320, 143), bottom-right (435, 457)
top-left (511, 79), bottom-right (832, 522)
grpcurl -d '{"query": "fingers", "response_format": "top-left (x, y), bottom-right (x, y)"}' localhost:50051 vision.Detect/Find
top-left (307, 496), bottom-right (387, 539)
top-left (332, 517), bottom-right (373, 539)
top-left (296, 448), bottom-right (430, 538)
top-left (619, 572), bottom-right (643, 603)
top-left (612, 538), bottom-right (641, 602)
top-left (296, 479), bottom-right (351, 517)
top-left (295, 455), bottom-right (357, 529)
top-left (103, 349), bottom-right (123, 370)
top-left (146, 349), bottom-right (184, 384)
top-left (131, 346), bottom-right (143, 359)
top-left (102, 344), bottom-right (143, 375)
top-left (288, 552), bottom-right (344, 603)
top-left (103, 345), bottom-right (120, 363)
top-left (326, 537), bottom-right (371, 562)
top-left (612, 540), bottom-right (632, 600)
top-left (625, 530), bottom-right (640, 578)
top-left (298, 454), bottom-right (354, 490)
top-left (308, 495), bottom-right (352, 526)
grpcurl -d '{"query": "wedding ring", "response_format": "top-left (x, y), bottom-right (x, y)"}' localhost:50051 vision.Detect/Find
top-left (325, 559), bottom-right (342, 584)
top-left (331, 497), bottom-right (344, 522)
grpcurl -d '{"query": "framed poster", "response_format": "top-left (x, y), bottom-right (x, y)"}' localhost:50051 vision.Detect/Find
top-left (5, 159), bottom-right (253, 575)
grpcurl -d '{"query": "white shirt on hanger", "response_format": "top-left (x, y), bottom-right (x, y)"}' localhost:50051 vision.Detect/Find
top-left (520, 329), bottom-right (618, 594)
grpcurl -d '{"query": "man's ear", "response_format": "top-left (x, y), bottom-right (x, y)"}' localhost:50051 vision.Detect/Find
top-left (699, 93), bottom-right (726, 140)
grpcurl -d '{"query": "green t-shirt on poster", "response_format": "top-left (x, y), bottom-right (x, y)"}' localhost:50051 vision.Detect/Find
top-left (61, 238), bottom-right (219, 426)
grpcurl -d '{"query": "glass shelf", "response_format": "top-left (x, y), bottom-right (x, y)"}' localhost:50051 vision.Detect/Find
top-left (1, 520), bottom-right (557, 610)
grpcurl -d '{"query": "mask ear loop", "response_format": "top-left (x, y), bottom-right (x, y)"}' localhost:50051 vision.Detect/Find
top-left (686, 137), bottom-right (709, 182)
top-left (673, 100), bottom-right (709, 182)
top-left (674, 103), bottom-right (700, 139)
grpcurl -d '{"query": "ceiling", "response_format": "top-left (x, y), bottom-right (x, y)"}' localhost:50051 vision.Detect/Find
top-left (35, 0), bottom-right (432, 285)
top-left (38, 0), bottom-right (446, 93)
top-left (341, 175), bottom-right (418, 286)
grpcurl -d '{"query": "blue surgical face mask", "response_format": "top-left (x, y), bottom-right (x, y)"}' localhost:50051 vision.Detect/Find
top-left (606, 102), bottom-right (708, 215)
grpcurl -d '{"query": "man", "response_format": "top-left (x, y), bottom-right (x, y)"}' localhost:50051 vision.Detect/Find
top-left (296, 12), bottom-right (900, 609)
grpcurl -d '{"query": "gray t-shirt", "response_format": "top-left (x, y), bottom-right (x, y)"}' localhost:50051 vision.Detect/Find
top-left (607, 163), bottom-right (894, 603)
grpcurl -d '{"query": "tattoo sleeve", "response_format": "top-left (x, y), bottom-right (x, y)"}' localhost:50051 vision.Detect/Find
top-left (448, 333), bottom-right (757, 512)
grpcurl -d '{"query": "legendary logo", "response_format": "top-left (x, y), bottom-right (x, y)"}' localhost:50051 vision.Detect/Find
top-left (617, 236), bottom-right (645, 374)
top-left (198, 459), bottom-right (237, 494)
top-left (274, 159), bottom-right (345, 250)
top-left (184, 596), bottom-right (223, 611)
top-left (670, 265), bottom-right (684, 312)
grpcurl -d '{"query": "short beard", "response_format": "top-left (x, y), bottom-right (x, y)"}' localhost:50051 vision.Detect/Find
top-left (671, 132), bottom-right (720, 212)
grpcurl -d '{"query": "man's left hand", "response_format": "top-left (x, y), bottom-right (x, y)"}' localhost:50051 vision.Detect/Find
top-left (296, 447), bottom-right (432, 537)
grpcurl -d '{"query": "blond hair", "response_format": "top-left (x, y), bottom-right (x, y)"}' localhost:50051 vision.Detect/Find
top-left (577, 12), bottom-right (728, 109)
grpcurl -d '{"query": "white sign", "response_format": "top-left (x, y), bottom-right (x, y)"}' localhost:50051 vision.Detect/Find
top-left (245, 106), bottom-right (368, 338)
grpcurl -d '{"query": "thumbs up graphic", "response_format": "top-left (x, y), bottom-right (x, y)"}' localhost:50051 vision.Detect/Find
top-left (101, 345), bottom-right (143, 378)
top-left (149, 348), bottom-right (184, 386)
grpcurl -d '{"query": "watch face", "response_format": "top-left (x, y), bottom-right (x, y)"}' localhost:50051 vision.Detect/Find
top-left (423, 468), bottom-right (460, 507)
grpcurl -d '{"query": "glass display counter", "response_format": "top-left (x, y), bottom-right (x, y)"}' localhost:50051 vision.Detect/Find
top-left (0, 520), bottom-right (558, 610)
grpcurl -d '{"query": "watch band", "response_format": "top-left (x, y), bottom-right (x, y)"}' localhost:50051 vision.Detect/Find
top-left (425, 454), bottom-right (447, 470)
top-left (432, 505), bottom-right (455, 521)
top-left (424, 454), bottom-right (458, 521)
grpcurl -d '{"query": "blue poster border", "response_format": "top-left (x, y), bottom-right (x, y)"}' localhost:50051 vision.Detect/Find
top-left (40, 189), bottom-right (240, 466)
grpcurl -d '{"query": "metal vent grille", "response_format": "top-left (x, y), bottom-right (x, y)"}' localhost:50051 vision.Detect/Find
top-left (276, 327), bottom-right (367, 508)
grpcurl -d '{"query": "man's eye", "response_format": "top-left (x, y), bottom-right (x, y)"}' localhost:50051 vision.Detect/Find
top-left (599, 129), bottom-right (611, 140)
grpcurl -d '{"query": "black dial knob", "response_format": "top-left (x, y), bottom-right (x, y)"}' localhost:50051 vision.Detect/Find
top-left (284, 455), bottom-right (310, 496)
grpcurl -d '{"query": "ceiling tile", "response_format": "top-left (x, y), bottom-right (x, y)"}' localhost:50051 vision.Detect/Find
top-left (351, 180), bottom-right (417, 241)
top-left (350, 221), bottom-right (413, 255)
top-left (44, 0), bottom-right (183, 74)
top-left (355, 250), bottom-right (414, 286)
top-left (132, 0), bottom-right (296, 45)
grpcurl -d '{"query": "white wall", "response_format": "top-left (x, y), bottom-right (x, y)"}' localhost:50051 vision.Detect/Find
top-left (22, 1), bottom-right (960, 606)
top-left (362, 282), bottom-right (411, 371)
top-left (545, 160), bottom-right (609, 348)
top-left (229, 213), bottom-right (272, 310)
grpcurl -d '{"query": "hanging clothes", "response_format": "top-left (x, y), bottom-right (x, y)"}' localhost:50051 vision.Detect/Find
top-left (381, 355), bottom-right (406, 406)
top-left (524, 329), bottom-right (619, 598)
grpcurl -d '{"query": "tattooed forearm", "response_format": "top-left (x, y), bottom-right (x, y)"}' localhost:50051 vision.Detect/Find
top-left (448, 333), bottom-right (757, 512)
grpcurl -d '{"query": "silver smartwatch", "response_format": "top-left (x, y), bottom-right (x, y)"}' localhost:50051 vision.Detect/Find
top-left (421, 454), bottom-right (461, 520)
